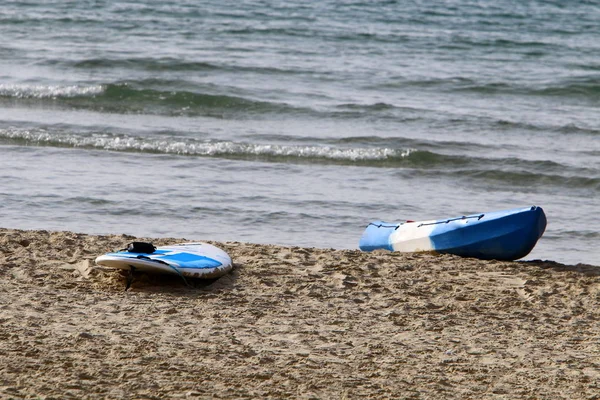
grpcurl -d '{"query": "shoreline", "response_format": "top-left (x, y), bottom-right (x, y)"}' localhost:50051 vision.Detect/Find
top-left (1, 227), bottom-right (599, 398)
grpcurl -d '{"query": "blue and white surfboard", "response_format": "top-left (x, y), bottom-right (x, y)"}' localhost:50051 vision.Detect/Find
top-left (359, 206), bottom-right (546, 261)
top-left (95, 242), bottom-right (233, 279)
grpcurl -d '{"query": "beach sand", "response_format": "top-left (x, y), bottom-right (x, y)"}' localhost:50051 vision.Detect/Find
top-left (1, 228), bottom-right (599, 399)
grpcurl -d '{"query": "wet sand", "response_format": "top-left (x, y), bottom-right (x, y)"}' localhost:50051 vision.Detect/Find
top-left (1, 228), bottom-right (599, 399)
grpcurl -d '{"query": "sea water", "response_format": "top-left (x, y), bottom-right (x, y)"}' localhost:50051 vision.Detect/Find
top-left (1, 0), bottom-right (598, 265)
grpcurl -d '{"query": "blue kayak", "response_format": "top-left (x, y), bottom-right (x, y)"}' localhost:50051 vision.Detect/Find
top-left (359, 206), bottom-right (546, 261)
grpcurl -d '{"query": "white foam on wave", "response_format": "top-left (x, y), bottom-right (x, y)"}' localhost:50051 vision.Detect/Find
top-left (0, 128), bottom-right (413, 161)
top-left (0, 83), bottom-right (104, 98)
top-left (160, 141), bottom-right (412, 160)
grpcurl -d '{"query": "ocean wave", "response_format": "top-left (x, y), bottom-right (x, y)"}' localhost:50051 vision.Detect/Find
top-left (61, 57), bottom-right (312, 77)
top-left (534, 76), bottom-right (600, 99)
top-left (1, 129), bottom-right (597, 188)
top-left (336, 102), bottom-right (398, 111)
top-left (71, 57), bottom-right (220, 72)
top-left (489, 118), bottom-right (600, 136)
top-left (223, 26), bottom-right (313, 38)
top-left (461, 168), bottom-right (600, 190)
top-left (457, 77), bottom-right (600, 100)
top-left (370, 74), bottom-right (600, 101)
top-left (0, 128), bottom-right (413, 164)
top-left (370, 77), bottom-right (519, 96)
top-left (0, 81), bottom-right (416, 120)
top-left (551, 230), bottom-right (600, 240)
top-left (0, 82), bottom-right (299, 117)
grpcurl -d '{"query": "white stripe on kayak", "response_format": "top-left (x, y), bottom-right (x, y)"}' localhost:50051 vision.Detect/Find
top-left (389, 221), bottom-right (436, 252)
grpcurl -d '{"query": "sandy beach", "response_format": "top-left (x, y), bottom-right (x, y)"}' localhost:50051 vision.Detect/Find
top-left (1, 227), bottom-right (599, 399)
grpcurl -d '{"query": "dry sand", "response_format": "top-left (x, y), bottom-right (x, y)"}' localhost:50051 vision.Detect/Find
top-left (1, 228), bottom-right (599, 399)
